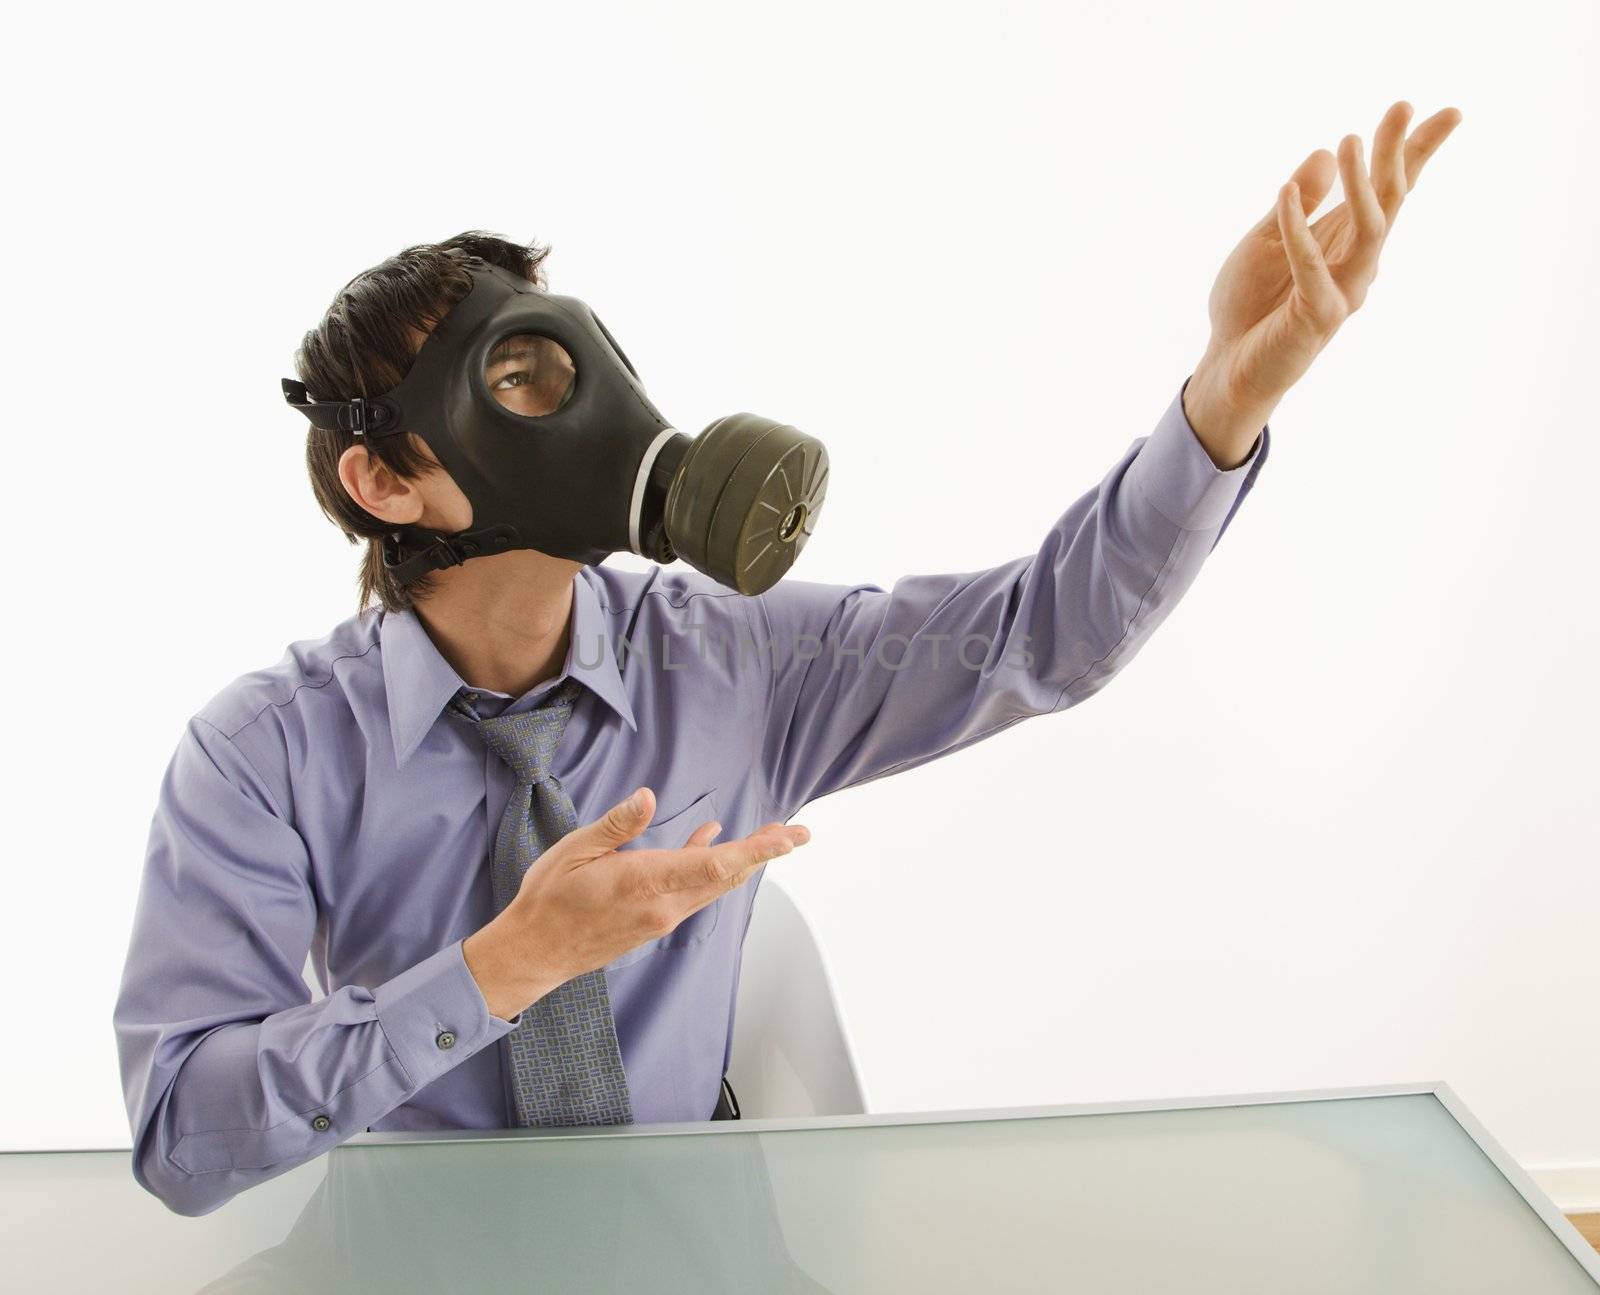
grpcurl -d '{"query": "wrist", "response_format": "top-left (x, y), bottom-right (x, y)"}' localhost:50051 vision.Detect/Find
top-left (1185, 356), bottom-right (1273, 470)
top-left (463, 907), bottom-right (561, 1022)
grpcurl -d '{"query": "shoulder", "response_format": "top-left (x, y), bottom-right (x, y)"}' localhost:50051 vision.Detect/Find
top-left (193, 607), bottom-right (383, 744)
top-left (586, 561), bottom-right (891, 665)
top-left (582, 562), bottom-right (759, 632)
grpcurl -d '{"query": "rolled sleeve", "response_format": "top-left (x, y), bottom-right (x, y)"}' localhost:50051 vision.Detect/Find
top-left (374, 938), bottom-right (519, 1091)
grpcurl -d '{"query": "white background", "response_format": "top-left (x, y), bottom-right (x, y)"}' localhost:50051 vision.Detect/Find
top-left (3, 0), bottom-right (1596, 1206)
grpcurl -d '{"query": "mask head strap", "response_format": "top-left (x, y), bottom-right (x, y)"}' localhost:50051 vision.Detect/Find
top-left (281, 262), bottom-right (531, 589)
top-left (280, 379), bottom-right (402, 438)
top-left (379, 524), bottom-right (522, 584)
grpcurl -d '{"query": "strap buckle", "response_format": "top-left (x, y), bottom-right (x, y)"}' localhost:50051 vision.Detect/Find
top-left (345, 397), bottom-right (372, 436)
top-left (341, 395), bottom-right (394, 436)
top-left (280, 378), bottom-right (393, 437)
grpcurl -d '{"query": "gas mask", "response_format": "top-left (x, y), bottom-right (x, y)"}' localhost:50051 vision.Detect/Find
top-left (282, 260), bottom-right (827, 595)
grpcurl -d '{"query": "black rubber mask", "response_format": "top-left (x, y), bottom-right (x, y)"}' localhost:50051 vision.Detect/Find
top-left (283, 261), bottom-right (827, 595)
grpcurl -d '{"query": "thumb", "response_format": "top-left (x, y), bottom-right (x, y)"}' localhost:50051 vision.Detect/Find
top-left (571, 786), bottom-right (656, 858)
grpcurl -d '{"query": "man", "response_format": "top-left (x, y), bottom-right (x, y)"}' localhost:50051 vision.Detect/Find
top-left (114, 100), bottom-right (1460, 1216)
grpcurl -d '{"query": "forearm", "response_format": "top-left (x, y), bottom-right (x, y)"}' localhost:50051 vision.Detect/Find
top-left (755, 375), bottom-right (1269, 811)
top-left (123, 939), bottom-right (512, 1216)
top-left (1013, 372), bottom-right (1268, 705)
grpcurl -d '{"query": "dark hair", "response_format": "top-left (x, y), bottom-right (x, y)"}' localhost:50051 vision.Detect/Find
top-left (294, 231), bottom-right (550, 612)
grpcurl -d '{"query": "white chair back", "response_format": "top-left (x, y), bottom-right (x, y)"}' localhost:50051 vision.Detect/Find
top-left (727, 877), bottom-right (868, 1118)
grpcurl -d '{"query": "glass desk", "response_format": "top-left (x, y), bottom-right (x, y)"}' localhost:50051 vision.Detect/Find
top-left (4, 1082), bottom-right (1596, 1293)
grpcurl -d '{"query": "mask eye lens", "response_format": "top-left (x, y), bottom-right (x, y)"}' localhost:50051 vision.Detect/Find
top-left (484, 333), bottom-right (576, 417)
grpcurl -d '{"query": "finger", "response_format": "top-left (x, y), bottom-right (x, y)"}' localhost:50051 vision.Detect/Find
top-left (753, 820), bottom-right (812, 846)
top-left (671, 828), bottom-right (810, 910)
top-left (673, 855), bottom-right (772, 915)
top-left (626, 824), bottom-right (810, 894)
top-left (1332, 132), bottom-right (1386, 292)
top-left (1371, 100), bottom-right (1413, 221)
top-left (1277, 181), bottom-right (1346, 330)
top-left (684, 820), bottom-right (723, 848)
top-left (567, 786), bottom-right (656, 860)
top-left (1402, 105), bottom-right (1463, 190)
top-left (649, 827), bottom-right (808, 895)
top-left (1250, 148), bottom-right (1335, 237)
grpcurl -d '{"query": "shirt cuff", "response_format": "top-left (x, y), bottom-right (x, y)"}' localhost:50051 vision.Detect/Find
top-left (373, 938), bottom-right (518, 1090)
top-left (1126, 375), bottom-right (1268, 531)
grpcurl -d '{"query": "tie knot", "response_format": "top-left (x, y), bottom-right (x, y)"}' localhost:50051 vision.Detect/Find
top-left (468, 679), bottom-right (581, 785)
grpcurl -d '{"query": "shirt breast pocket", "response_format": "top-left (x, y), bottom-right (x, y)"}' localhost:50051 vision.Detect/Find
top-left (605, 789), bottom-right (722, 971)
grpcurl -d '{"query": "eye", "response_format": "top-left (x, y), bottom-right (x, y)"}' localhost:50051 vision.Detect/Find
top-left (484, 335), bottom-right (576, 416)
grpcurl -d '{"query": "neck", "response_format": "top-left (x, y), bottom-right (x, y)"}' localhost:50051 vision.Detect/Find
top-left (411, 551), bottom-right (586, 698)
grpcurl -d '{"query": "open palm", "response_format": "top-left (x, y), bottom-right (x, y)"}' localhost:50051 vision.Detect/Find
top-left (1199, 100), bottom-right (1463, 417)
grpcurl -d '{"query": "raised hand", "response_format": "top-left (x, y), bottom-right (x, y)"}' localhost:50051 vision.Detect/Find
top-left (1183, 99), bottom-right (1464, 468)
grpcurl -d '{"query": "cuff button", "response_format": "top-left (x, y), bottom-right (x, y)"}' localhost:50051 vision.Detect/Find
top-left (436, 1030), bottom-right (457, 1050)
top-left (310, 1114), bottom-right (332, 1133)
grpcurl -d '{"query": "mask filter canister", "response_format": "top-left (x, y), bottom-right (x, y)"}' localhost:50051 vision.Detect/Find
top-left (652, 413), bottom-right (828, 595)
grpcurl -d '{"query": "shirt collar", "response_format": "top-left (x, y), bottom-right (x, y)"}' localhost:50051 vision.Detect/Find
top-left (566, 568), bottom-right (637, 733)
top-left (381, 568), bottom-right (637, 767)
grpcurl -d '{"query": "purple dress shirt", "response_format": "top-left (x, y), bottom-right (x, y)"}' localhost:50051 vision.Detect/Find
top-left (114, 376), bottom-right (1268, 1214)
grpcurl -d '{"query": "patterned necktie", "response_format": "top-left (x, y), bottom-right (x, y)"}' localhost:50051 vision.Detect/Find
top-left (453, 678), bottom-right (635, 1128)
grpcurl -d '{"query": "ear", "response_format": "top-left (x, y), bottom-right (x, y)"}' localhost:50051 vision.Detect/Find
top-left (337, 443), bottom-right (426, 526)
